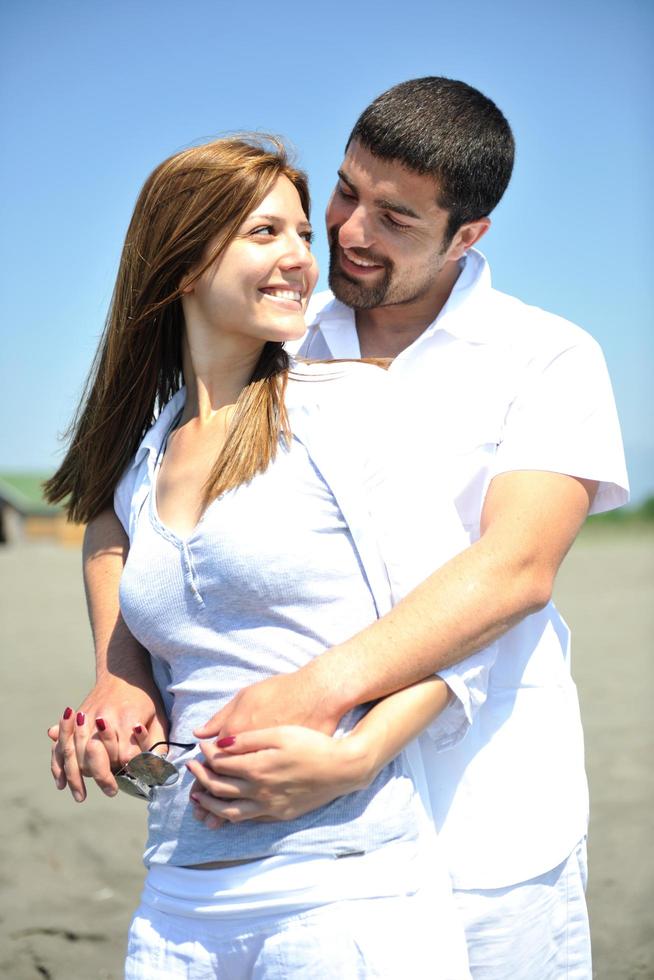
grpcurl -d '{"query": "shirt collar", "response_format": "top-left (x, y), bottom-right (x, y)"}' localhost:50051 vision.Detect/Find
top-left (131, 387), bottom-right (187, 470)
top-left (306, 248), bottom-right (493, 353)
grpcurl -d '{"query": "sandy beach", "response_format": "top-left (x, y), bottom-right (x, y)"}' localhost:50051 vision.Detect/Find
top-left (1, 527), bottom-right (652, 979)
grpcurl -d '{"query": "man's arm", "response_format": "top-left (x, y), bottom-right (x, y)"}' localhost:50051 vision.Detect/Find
top-left (195, 470), bottom-right (597, 739)
top-left (49, 509), bottom-right (168, 801)
top-left (187, 675), bottom-right (452, 827)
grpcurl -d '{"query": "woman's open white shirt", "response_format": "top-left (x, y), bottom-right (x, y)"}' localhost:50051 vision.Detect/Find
top-left (114, 360), bottom-right (493, 813)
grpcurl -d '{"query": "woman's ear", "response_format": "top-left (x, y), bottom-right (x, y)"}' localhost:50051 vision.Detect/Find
top-left (179, 270), bottom-right (195, 295)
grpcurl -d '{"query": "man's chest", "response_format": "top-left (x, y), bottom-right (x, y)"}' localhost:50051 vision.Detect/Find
top-left (389, 342), bottom-right (519, 532)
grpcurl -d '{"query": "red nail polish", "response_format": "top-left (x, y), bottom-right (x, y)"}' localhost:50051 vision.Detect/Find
top-left (133, 725), bottom-right (143, 735)
top-left (216, 736), bottom-right (236, 748)
top-left (76, 712), bottom-right (85, 726)
top-left (63, 707), bottom-right (73, 720)
top-left (96, 718), bottom-right (106, 732)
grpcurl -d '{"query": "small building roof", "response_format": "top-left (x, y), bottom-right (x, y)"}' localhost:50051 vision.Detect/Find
top-left (0, 473), bottom-right (62, 516)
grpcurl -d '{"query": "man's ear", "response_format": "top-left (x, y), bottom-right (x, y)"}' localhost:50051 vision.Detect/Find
top-left (446, 218), bottom-right (491, 262)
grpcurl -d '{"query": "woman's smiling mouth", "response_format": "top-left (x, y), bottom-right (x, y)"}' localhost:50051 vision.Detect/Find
top-left (259, 286), bottom-right (303, 309)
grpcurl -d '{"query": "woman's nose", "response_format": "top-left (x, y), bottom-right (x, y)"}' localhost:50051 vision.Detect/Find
top-left (280, 235), bottom-right (314, 269)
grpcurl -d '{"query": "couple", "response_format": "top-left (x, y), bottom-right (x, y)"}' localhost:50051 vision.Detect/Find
top-left (47, 77), bottom-right (628, 978)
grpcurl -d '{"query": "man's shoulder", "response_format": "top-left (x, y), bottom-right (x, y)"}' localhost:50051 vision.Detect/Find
top-left (480, 284), bottom-right (602, 358)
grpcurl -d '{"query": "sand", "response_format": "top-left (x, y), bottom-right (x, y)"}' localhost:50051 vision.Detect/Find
top-left (0, 527), bottom-right (652, 978)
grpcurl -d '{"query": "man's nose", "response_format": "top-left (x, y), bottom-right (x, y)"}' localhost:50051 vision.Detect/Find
top-left (338, 206), bottom-right (373, 250)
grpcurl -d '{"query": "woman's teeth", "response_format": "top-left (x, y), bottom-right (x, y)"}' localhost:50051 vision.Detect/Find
top-left (262, 288), bottom-right (301, 302)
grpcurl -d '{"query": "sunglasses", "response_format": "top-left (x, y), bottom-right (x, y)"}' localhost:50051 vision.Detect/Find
top-left (115, 740), bottom-right (196, 801)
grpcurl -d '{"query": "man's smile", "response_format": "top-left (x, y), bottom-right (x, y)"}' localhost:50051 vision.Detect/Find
top-left (339, 246), bottom-right (385, 277)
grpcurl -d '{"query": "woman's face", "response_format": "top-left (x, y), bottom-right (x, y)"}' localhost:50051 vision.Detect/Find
top-left (183, 175), bottom-right (318, 345)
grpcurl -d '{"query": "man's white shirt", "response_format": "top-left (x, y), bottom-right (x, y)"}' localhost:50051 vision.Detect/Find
top-left (292, 248), bottom-right (629, 889)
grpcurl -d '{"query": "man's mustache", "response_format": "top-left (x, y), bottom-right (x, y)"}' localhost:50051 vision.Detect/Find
top-left (327, 227), bottom-right (390, 270)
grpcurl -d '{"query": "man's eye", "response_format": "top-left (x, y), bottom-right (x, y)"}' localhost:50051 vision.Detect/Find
top-left (338, 184), bottom-right (355, 200)
top-left (384, 214), bottom-right (411, 231)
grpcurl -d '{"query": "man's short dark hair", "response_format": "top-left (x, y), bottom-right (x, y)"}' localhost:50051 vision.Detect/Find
top-left (347, 77), bottom-right (515, 241)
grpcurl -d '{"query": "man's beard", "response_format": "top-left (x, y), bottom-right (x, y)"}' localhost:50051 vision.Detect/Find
top-left (327, 228), bottom-right (393, 310)
top-left (327, 226), bottom-right (447, 311)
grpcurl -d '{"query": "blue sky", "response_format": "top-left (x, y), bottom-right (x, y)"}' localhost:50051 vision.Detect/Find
top-left (1, 0), bottom-right (652, 500)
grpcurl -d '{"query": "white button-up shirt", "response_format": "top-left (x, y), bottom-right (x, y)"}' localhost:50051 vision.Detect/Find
top-left (295, 249), bottom-right (629, 889)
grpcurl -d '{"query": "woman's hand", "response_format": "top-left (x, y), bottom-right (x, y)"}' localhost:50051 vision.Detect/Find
top-left (48, 676), bottom-right (168, 802)
top-left (188, 676), bottom-right (453, 830)
top-left (186, 726), bottom-right (379, 830)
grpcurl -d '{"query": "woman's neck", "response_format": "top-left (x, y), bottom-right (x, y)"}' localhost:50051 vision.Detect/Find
top-left (181, 329), bottom-right (264, 422)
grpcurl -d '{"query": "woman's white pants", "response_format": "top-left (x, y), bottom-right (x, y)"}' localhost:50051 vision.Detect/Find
top-left (125, 845), bottom-right (470, 979)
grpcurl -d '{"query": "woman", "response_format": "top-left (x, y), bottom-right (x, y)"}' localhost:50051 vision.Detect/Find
top-left (46, 136), bottom-right (473, 978)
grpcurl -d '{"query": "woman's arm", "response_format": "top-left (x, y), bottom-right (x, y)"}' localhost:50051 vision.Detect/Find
top-left (187, 674), bottom-right (451, 827)
top-left (49, 509), bottom-right (168, 801)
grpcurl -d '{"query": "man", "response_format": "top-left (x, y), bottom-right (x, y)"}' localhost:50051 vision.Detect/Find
top-left (52, 78), bottom-right (628, 977)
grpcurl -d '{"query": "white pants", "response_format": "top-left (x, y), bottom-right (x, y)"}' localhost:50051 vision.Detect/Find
top-left (126, 892), bottom-right (467, 979)
top-left (125, 846), bottom-right (471, 979)
top-left (453, 839), bottom-right (591, 979)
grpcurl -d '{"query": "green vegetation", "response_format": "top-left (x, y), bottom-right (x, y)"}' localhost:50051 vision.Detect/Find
top-left (585, 495), bottom-right (654, 528)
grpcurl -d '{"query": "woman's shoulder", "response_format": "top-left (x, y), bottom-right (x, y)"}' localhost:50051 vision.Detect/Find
top-left (285, 358), bottom-right (396, 452)
top-left (287, 358), bottom-right (392, 399)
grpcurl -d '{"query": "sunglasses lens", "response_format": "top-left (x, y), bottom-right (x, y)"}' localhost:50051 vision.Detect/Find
top-left (115, 772), bottom-right (153, 801)
top-left (127, 753), bottom-right (180, 788)
top-left (115, 748), bottom-right (186, 801)
top-left (127, 752), bottom-right (179, 786)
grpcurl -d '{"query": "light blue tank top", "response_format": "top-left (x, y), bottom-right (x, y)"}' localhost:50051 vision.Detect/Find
top-left (119, 416), bottom-right (420, 867)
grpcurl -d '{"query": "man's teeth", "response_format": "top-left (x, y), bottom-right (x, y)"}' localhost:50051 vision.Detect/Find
top-left (263, 288), bottom-right (301, 301)
top-left (343, 250), bottom-right (377, 268)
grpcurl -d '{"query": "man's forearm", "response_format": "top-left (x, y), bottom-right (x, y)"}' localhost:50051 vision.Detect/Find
top-left (304, 532), bottom-right (533, 719)
top-left (305, 470), bottom-right (595, 722)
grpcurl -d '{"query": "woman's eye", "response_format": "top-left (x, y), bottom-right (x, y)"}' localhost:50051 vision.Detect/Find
top-left (301, 230), bottom-right (314, 245)
top-left (251, 225), bottom-right (275, 236)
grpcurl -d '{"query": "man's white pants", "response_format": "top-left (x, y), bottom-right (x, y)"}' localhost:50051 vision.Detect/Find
top-left (453, 839), bottom-right (591, 979)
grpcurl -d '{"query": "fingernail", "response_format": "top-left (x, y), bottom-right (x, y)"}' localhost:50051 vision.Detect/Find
top-left (103, 787), bottom-right (117, 797)
top-left (96, 718), bottom-right (106, 732)
top-left (190, 792), bottom-right (201, 803)
top-left (216, 736), bottom-right (236, 748)
top-left (63, 707), bottom-right (73, 720)
top-left (133, 725), bottom-right (143, 735)
top-left (73, 791), bottom-right (83, 803)
top-left (76, 712), bottom-right (85, 726)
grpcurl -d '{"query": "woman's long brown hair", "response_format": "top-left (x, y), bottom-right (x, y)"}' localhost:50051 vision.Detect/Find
top-left (44, 136), bottom-right (310, 523)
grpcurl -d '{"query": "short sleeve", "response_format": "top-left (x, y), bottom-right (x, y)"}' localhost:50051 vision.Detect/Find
top-left (427, 644), bottom-right (498, 750)
top-left (113, 463), bottom-right (140, 538)
top-left (491, 334), bottom-right (629, 514)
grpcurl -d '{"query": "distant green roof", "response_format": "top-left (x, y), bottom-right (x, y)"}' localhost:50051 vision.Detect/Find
top-left (0, 472), bottom-right (62, 516)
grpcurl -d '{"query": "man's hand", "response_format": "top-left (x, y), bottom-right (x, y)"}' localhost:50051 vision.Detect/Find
top-left (189, 676), bottom-right (453, 830)
top-left (48, 675), bottom-right (168, 802)
top-left (187, 727), bottom-right (370, 829)
top-left (193, 665), bottom-right (345, 742)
